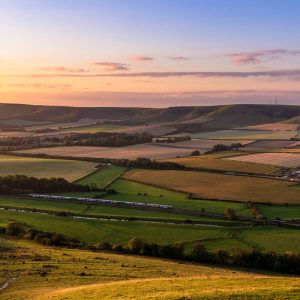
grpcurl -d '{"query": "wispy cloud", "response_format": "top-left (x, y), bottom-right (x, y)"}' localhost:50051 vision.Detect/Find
top-left (226, 49), bottom-right (300, 65)
top-left (40, 66), bottom-right (87, 73)
top-left (91, 62), bottom-right (130, 71)
top-left (167, 56), bottom-right (189, 61)
top-left (0, 83), bottom-right (72, 90)
top-left (4, 69), bottom-right (300, 79)
top-left (129, 55), bottom-right (154, 62)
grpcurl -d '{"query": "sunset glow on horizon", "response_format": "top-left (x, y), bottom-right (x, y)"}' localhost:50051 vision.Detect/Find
top-left (1, 0), bottom-right (300, 107)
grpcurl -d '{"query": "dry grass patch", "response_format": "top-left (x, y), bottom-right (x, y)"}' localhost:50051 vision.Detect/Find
top-left (0, 155), bottom-right (97, 181)
top-left (227, 152), bottom-right (300, 168)
top-left (15, 144), bottom-right (203, 160)
top-left (163, 151), bottom-right (280, 175)
top-left (123, 169), bottom-right (300, 204)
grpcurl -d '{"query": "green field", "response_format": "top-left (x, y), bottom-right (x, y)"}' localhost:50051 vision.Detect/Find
top-left (0, 209), bottom-right (228, 246)
top-left (75, 166), bottom-right (126, 188)
top-left (1, 209), bottom-right (300, 253)
top-left (0, 155), bottom-right (97, 181)
top-left (2, 237), bottom-right (298, 300)
top-left (62, 123), bottom-right (124, 133)
top-left (257, 204), bottom-right (300, 220)
top-left (106, 179), bottom-right (252, 216)
top-left (0, 196), bottom-right (231, 223)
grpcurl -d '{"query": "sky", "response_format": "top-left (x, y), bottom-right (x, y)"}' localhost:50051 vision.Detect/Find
top-left (1, 0), bottom-right (300, 107)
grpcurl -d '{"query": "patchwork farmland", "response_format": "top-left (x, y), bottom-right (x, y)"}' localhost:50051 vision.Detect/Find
top-left (15, 139), bottom-right (247, 160)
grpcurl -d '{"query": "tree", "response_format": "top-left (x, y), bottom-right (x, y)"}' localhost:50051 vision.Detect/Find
top-left (224, 208), bottom-right (236, 220)
top-left (190, 150), bottom-right (200, 156)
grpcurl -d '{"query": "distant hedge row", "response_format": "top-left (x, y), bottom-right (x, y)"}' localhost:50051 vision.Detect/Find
top-left (0, 174), bottom-right (91, 194)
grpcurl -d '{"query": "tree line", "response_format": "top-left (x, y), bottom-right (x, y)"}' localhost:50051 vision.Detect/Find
top-left (2, 222), bottom-right (299, 275)
top-left (0, 132), bottom-right (153, 148)
top-left (66, 132), bottom-right (153, 147)
top-left (0, 175), bottom-right (91, 194)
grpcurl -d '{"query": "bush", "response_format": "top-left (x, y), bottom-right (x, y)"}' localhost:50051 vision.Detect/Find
top-left (5, 222), bottom-right (25, 236)
top-left (128, 238), bottom-right (144, 254)
top-left (224, 208), bottom-right (236, 220)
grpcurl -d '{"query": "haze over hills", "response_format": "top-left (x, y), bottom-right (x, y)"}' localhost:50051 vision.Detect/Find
top-left (1, 103), bottom-right (300, 130)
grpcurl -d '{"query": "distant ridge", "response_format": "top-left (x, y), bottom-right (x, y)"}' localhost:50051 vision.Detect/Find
top-left (1, 103), bottom-right (300, 128)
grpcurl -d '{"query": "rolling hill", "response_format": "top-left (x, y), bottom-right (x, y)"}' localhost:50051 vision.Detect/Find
top-left (1, 103), bottom-right (300, 131)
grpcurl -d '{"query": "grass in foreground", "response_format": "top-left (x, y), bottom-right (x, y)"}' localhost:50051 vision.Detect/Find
top-left (0, 155), bottom-right (97, 182)
top-left (2, 237), bottom-right (297, 300)
top-left (40, 277), bottom-right (300, 300)
top-left (123, 169), bottom-right (300, 204)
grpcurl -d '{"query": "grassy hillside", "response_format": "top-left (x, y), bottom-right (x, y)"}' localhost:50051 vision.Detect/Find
top-left (2, 237), bottom-right (299, 300)
top-left (2, 103), bottom-right (300, 128)
top-left (39, 277), bottom-right (300, 300)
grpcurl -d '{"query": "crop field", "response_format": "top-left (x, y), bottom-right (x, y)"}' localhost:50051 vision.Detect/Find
top-left (155, 139), bottom-right (249, 149)
top-left (227, 152), bottom-right (300, 167)
top-left (163, 151), bottom-right (281, 175)
top-left (244, 140), bottom-right (300, 149)
top-left (26, 118), bottom-right (109, 131)
top-left (0, 131), bottom-right (33, 138)
top-left (123, 169), bottom-right (300, 204)
top-left (107, 179), bottom-right (252, 216)
top-left (116, 123), bottom-right (177, 136)
top-left (242, 122), bottom-right (299, 131)
top-left (15, 144), bottom-right (204, 160)
top-left (75, 165), bottom-right (126, 188)
top-left (0, 155), bottom-right (97, 181)
top-left (61, 123), bottom-right (125, 133)
top-left (172, 129), bottom-right (297, 140)
top-left (0, 119), bottom-right (49, 127)
top-left (257, 204), bottom-right (300, 220)
top-left (2, 238), bottom-right (298, 300)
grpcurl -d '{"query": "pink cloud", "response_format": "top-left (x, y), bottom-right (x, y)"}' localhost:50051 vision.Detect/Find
top-left (40, 66), bottom-right (87, 73)
top-left (129, 55), bottom-right (154, 62)
top-left (168, 56), bottom-right (189, 61)
top-left (92, 62), bottom-right (130, 71)
top-left (226, 49), bottom-right (300, 65)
